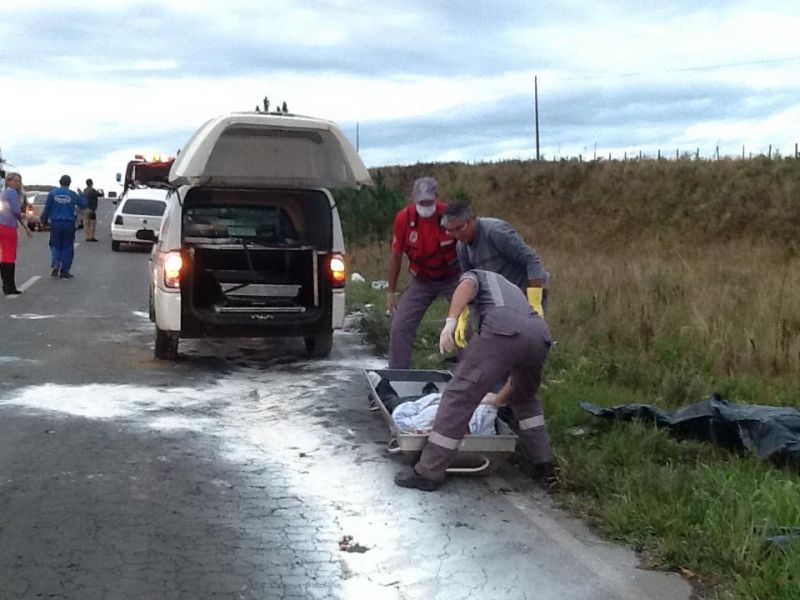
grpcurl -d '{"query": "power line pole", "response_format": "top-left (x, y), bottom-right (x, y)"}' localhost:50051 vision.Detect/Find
top-left (356, 122), bottom-right (360, 153)
top-left (534, 76), bottom-right (540, 161)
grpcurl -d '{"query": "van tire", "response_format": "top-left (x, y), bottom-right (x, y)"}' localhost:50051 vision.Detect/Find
top-left (155, 327), bottom-right (179, 360)
top-left (304, 334), bottom-right (333, 358)
top-left (111, 240), bottom-right (121, 252)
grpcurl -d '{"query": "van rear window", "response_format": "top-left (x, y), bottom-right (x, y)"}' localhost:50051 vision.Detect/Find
top-left (184, 205), bottom-right (299, 245)
top-left (123, 199), bottom-right (166, 216)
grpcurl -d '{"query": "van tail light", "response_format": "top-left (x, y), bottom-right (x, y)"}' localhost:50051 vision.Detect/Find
top-left (26, 206), bottom-right (33, 215)
top-left (114, 215), bottom-right (124, 225)
top-left (163, 252), bottom-right (183, 288)
top-left (328, 253), bottom-right (346, 288)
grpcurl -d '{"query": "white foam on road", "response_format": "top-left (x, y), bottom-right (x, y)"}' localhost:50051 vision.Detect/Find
top-left (0, 352), bottom-right (689, 600)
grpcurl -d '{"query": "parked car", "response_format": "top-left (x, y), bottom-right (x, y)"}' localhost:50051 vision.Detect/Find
top-left (24, 192), bottom-right (83, 231)
top-left (110, 188), bottom-right (169, 251)
top-left (140, 113), bottom-right (371, 360)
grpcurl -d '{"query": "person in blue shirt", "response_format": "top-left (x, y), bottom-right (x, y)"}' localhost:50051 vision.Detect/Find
top-left (41, 175), bottom-right (87, 279)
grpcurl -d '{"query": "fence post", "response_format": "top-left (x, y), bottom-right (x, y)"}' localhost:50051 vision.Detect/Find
top-left (716, 146), bottom-right (719, 160)
top-left (696, 148), bottom-right (700, 160)
top-left (742, 145), bottom-right (745, 159)
top-left (795, 143), bottom-right (798, 158)
top-left (768, 144), bottom-right (772, 159)
top-left (658, 149), bottom-right (661, 160)
top-left (676, 149), bottom-right (679, 160)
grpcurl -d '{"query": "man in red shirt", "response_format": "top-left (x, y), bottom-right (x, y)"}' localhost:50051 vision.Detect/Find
top-left (387, 177), bottom-right (461, 368)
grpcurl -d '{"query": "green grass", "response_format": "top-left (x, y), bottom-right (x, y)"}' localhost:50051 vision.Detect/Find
top-left (345, 282), bottom-right (800, 600)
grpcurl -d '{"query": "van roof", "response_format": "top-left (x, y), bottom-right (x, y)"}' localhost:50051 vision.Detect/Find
top-left (169, 113), bottom-right (372, 189)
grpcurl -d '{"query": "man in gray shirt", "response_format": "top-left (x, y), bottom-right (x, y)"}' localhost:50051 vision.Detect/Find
top-left (442, 201), bottom-right (548, 345)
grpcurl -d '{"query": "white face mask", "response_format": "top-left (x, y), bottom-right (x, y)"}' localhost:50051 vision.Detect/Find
top-left (416, 203), bottom-right (436, 218)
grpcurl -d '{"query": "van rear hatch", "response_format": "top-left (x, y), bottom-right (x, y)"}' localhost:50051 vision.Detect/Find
top-left (180, 188), bottom-right (333, 328)
top-left (169, 113), bottom-right (371, 189)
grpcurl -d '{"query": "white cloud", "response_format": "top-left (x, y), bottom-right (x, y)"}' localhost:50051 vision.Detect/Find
top-left (2, 1), bottom-right (800, 190)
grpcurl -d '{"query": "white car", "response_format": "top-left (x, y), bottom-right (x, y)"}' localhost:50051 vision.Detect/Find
top-left (137, 112), bottom-right (371, 360)
top-left (110, 188), bottom-right (169, 251)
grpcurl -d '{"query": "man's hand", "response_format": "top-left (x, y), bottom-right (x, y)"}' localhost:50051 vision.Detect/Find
top-left (526, 287), bottom-right (544, 316)
top-left (454, 309), bottom-right (469, 348)
top-left (387, 291), bottom-right (398, 317)
top-left (439, 317), bottom-right (458, 354)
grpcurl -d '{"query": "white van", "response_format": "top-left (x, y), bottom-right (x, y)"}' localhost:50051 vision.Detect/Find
top-left (141, 113), bottom-right (371, 360)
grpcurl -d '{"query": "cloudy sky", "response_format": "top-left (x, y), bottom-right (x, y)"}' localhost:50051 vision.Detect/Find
top-left (2, 0), bottom-right (800, 191)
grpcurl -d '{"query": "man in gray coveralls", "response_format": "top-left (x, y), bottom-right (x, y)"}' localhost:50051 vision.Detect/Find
top-left (394, 269), bottom-right (554, 491)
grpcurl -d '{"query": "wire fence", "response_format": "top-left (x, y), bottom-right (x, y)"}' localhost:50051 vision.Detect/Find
top-left (551, 143), bottom-right (800, 163)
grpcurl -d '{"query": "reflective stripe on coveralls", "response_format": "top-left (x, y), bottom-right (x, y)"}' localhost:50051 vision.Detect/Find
top-left (519, 415), bottom-right (546, 429)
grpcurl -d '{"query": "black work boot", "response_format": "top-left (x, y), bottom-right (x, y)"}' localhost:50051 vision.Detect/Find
top-left (394, 467), bottom-right (442, 491)
top-left (1, 263), bottom-right (21, 295)
top-left (529, 461), bottom-right (558, 486)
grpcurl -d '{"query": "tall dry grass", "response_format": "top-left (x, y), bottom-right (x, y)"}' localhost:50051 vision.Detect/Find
top-left (546, 240), bottom-right (800, 405)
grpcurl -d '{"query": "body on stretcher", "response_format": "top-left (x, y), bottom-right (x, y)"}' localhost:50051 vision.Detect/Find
top-left (364, 368), bottom-right (518, 474)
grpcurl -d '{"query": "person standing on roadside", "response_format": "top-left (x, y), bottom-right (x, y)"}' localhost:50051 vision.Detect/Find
top-left (0, 172), bottom-right (32, 295)
top-left (82, 178), bottom-right (99, 241)
top-left (394, 269), bottom-right (554, 491)
top-left (41, 174), bottom-right (86, 279)
top-left (386, 177), bottom-right (461, 369)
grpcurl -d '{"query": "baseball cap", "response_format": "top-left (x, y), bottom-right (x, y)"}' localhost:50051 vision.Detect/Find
top-left (411, 177), bottom-right (438, 202)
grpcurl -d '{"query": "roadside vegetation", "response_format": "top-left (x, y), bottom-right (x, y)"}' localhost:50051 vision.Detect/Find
top-left (334, 156), bottom-right (800, 600)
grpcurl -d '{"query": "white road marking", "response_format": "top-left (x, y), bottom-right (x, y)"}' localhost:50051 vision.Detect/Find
top-left (18, 276), bottom-right (41, 292)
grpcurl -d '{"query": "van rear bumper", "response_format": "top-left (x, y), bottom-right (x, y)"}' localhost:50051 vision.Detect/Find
top-left (180, 304), bottom-right (332, 338)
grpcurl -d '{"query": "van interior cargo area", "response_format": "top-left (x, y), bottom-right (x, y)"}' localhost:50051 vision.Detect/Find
top-left (189, 245), bottom-right (317, 314)
top-left (181, 194), bottom-right (329, 316)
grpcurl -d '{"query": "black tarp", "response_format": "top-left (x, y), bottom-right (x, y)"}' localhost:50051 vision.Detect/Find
top-left (581, 394), bottom-right (800, 465)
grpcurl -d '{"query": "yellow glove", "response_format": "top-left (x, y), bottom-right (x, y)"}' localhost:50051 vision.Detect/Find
top-left (454, 308), bottom-right (469, 348)
top-left (526, 287), bottom-right (544, 316)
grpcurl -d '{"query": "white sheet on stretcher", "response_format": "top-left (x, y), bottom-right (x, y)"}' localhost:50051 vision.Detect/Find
top-left (391, 393), bottom-right (498, 435)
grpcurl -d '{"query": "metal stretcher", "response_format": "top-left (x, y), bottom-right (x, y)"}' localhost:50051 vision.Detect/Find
top-left (364, 368), bottom-right (519, 474)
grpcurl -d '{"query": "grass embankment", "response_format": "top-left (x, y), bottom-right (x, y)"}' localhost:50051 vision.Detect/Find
top-left (337, 158), bottom-right (800, 600)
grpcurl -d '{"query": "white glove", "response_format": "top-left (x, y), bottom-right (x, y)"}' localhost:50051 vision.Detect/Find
top-left (439, 317), bottom-right (458, 354)
top-left (480, 392), bottom-right (499, 406)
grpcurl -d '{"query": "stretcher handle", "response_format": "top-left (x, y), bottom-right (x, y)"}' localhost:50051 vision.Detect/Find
top-left (368, 394), bottom-right (381, 412)
top-left (446, 457), bottom-right (491, 474)
top-left (387, 438), bottom-right (403, 454)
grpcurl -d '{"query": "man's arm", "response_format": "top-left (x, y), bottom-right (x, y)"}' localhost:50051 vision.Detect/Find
top-left (40, 192), bottom-right (53, 225)
top-left (446, 277), bottom-right (477, 319)
top-left (488, 226), bottom-right (547, 284)
top-left (386, 250), bottom-right (403, 315)
top-left (386, 209), bottom-right (407, 316)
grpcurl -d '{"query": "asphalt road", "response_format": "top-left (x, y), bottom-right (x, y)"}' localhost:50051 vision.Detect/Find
top-left (0, 200), bottom-right (693, 600)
